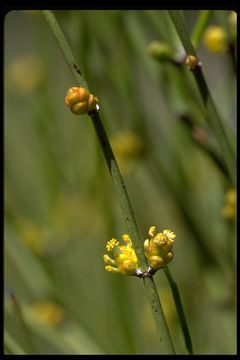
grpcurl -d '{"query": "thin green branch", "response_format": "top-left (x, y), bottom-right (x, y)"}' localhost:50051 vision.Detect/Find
top-left (42, 10), bottom-right (88, 89)
top-left (42, 10), bottom-right (175, 354)
top-left (167, 10), bottom-right (236, 186)
top-left (191, 10), bottom-right (211, 48)
top-left (164, 267), bottom-right (193, 355)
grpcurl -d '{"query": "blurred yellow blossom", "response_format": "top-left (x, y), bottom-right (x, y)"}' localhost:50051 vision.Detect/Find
top-left (103, 234), bottom-right (140, 276)
top-left (203, 26), bottom-right (228, 53)
top-left (221, 188), bottom-right (236, 220)
top-left (144, 226), bottom-right (175, 271)
top-left (110, 132), bottom-right (144, 174)
top-left (6, 54), bottom-right (45, 95)
top-left (28, 302), bottom-right (64, 327)
top-left (16, 218), bottom-right (49, 256)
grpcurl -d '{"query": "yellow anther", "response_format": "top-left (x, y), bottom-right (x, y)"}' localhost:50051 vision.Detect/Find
top-left (106, 238), bottom-right (119, 252)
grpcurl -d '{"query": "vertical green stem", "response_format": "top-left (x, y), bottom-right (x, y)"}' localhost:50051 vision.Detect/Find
top-left (167, 10), bottom-right (236, 186)
top-left (42, 10), bottom-right (175, 354)
top-left (7, 290), bottom-right (34, 354)
top-left (191, 10), bottom-right (211, 48)
top-left (164, 267), bottom-right (193, 355)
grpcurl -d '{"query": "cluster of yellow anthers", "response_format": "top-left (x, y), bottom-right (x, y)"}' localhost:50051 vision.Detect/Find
top-left (103, 235), bottom-right (139, 276)
top-left (65, 87), bottom-right (99, 115)
top-left (103, 226), bottom-right (176, 277)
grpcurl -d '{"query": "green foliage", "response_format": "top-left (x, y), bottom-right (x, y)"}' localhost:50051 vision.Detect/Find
top-left (4, 10), bottom-right (236, 354)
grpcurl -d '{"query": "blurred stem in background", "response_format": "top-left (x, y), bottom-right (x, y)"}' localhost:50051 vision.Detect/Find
top-left (42, 10), bottom-right (177, 354)
top-left (5, 290), bottom-right (34, 354)
top-left (191, 10), bottom-right (212, 48)
top-left (167, 10), bottom-right (236, 187)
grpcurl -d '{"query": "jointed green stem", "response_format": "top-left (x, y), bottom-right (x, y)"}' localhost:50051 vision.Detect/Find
top-left (42, 10), bottom-right (88, 89)
top-left (168, 10), bottom-right (236, 186)
top-left (42, 10), bottom-right (175, 354)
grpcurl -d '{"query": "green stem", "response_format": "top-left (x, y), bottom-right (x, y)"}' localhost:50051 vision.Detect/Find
top-left (164, 267), bottom-right (193, 355)
top-left (42, 10), bottom-right (175, 354)
top-left (7, 291), bottom-right (34, 354)
top-left (41, 10), bottom-right (88, 89)
top-left (191, 10), bottom-right (211, 48)
top-left (167, 10), bottom-right (236, 186)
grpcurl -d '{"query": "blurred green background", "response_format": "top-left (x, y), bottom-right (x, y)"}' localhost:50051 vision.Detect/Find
top-left (4, 10), bottom-right (236, 354)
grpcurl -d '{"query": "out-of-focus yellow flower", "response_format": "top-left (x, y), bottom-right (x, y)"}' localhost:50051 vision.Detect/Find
top-left (28, 302), bottom-right (64, 327)
top-left (6, 54), bottom-right (45, 95)
top-left (16, 218), bottom-right (48, 256)
top-left (221, 188), bottom-right (236, 219)
top-left (111, 132), bottom-right (144, 174)
top-left (65, 87), bottom-right (99, 115)
top-left (103, 234), bottom-right (140, 276)
top-left (148, 41), bottom-right (174, 62)
top-left (144, 226), bottom-right (175, 271)
top-left (203, 26), bottom-right (228, 53)
top-left (229, 11), bottom-right (237, 40)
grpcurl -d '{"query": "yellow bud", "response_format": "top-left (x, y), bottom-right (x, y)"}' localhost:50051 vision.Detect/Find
top-left (149, 226), bottom-right (156, 237)
top-left (203, 26), bottom-right (228, 53)
top-left (185, 55), bottom-right (201, 71)
top-left (65, 87), bottom-right (99, 115)
top-left (148, 41), bottom-right (174, 62)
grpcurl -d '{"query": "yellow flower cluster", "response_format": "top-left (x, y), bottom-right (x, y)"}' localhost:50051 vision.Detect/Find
top-left (221, 188), bottom-right (236, 220)
top-left (110, 131), bottom-right (144, 174)
top-left (103, 234), bottom-right (139, 276)
top-left (65, 87), bottom-right (99, 115)
top-left (103, 226), bottom-right (176, 276)
top-left (144, 227), bottom-right (175, 271)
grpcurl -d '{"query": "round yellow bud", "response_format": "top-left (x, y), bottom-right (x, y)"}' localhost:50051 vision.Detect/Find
top-left (65, 87), bottom-right (99, 115)
top-left (203, 26), bottom-right (228, 53)
top-left (148, 41), bottom-right (174, 61)
top-left (185, 55), bottom-right (200, 71)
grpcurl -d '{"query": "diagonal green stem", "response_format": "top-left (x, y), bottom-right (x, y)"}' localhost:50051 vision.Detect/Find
top-left (164, 267), bottom-right (193, 355)
top-left (167, 10), bottom-right (236, 186)
top-left (42, 10), bottom-right (88, 89)
top-left (42, 10), bottom-right (175, 354)
top-left (191, 10), bottom-right (212, 48)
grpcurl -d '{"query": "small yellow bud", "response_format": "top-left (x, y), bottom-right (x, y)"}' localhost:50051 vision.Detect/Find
top-left (203, 26), bottom-right (228, 53)
top-left (148, 41), bottom-right (174, 62)
top-left (185, 55), bottom-right (201, 71)
top-left (65, 87), bottom-right (99, 115)
top-left (122, 234), bottom-right (132, 245)
top-left (149, 226), bottom-right (156, 237)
